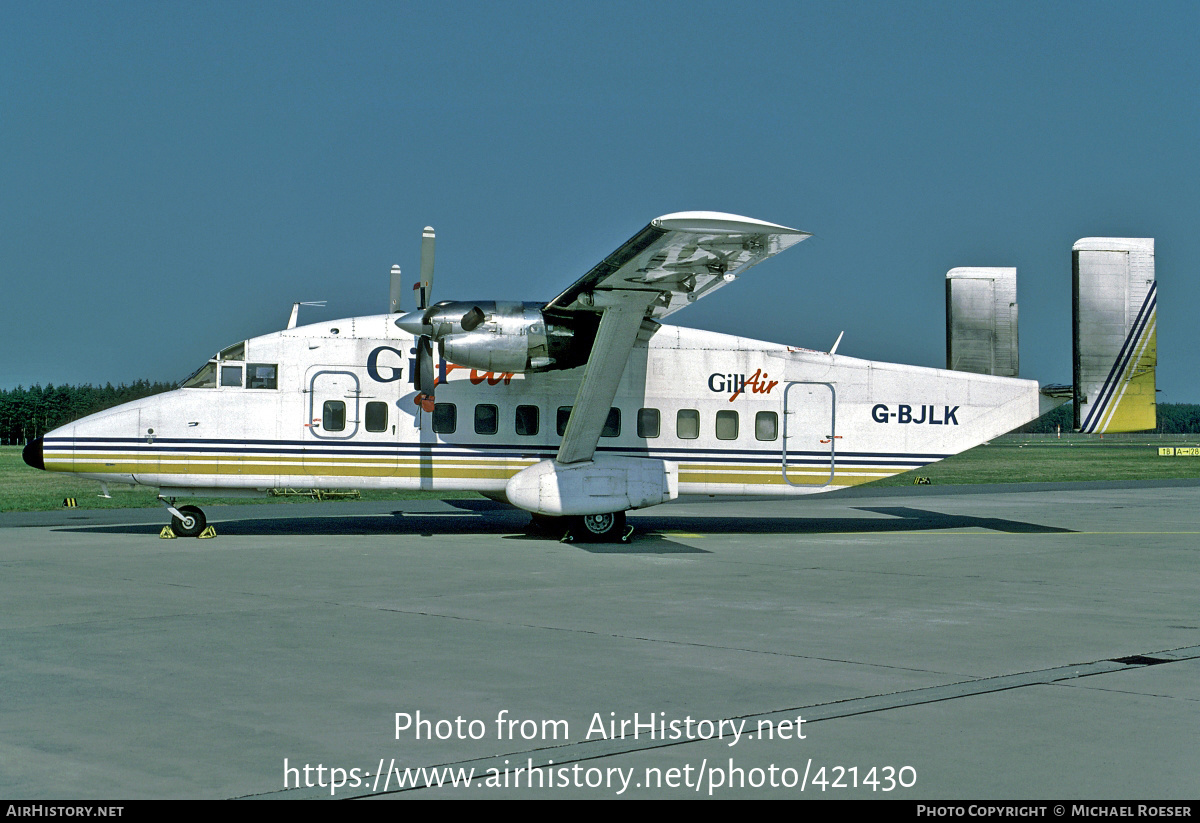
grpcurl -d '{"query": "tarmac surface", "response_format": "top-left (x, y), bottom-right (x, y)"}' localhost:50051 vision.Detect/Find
top-left (1, 480), bottom-right (1197, 799)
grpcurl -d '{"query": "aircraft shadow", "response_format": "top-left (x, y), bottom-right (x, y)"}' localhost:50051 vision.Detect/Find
top-left (630, 506), bottom-right (1074, 536)
top-left (52, 504), bottom-right (1072, 546)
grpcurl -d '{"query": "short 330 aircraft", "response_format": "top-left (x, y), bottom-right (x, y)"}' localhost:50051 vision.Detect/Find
top-left (23, 213), bottom-right (1156, 541)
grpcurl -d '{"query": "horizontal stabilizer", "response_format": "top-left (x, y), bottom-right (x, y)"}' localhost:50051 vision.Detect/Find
top-left (1073, 238), bottom-right (1156, 433)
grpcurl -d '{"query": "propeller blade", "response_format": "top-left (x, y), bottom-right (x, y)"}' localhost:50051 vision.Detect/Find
top-left (415, 336), bottom-right (436, 395)
top-left (418, 226), bottom-right (435, 310)
top-left (389, 264), bottom-right (403, 313)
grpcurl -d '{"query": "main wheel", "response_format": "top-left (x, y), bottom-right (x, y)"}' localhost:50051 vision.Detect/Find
top-left (171, 505), bottom-right (207, 538)
top-left (568, 511), bottom-right (626, 543)
top-left (528, 513), bottom-right (566, 534)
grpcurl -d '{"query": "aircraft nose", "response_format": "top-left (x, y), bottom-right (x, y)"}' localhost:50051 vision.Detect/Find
top-left (22, 437), bottom-right (45, 471)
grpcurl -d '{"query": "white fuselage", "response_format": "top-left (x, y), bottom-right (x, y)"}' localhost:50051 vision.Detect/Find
top-left (40, 314), bottom-right (1042, 499)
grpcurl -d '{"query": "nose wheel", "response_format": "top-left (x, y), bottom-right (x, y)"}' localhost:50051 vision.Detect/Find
top-left (159, 496), bottom-right (209, 538)
top-left (171, 505), bottom-right (207, 538)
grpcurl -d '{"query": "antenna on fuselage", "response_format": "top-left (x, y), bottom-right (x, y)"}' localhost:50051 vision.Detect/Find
top-left (286, 301), bottom-right (327, 330)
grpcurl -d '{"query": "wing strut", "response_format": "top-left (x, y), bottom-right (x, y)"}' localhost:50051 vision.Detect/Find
top-left (556, 291), bottom-right (657, 465)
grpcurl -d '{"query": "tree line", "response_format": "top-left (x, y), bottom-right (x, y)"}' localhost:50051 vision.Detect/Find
top-left (3, 381), bottom-right (1200, 445)
top-left (1018, 402), bottom-right (1200, 434)
top-left (0, 381), bottom-right (174, 445)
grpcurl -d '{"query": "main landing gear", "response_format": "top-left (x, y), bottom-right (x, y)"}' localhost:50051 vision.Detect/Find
top-left (530, 511), bottom-right (633, 543)
top-left (158, 497), bottom-right (212, 538)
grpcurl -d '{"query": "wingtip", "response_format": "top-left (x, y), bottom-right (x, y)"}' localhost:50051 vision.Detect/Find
top-left (652, 211), bottom-right (807, 236)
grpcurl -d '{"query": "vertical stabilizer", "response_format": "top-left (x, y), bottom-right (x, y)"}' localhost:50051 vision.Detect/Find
top-left (1073, 238), bottom-right (1156, 433)
top-left (946, 267), bottom-right (1018, 377)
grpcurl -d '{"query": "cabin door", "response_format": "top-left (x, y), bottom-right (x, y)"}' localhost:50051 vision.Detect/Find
top-left (303, 369), bottom-right (360, 477)
top-left (303, 367), bottom-right (400, 480)
top-left (305, 369), bottom-right (361, 440)
top-left (782, 381), bottom-right (837, 487)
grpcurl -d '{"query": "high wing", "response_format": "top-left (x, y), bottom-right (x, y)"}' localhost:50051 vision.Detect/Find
top-left (545, 212), bottom-right (811, 320)
top-left (552, 213), bottom-right (809, 465)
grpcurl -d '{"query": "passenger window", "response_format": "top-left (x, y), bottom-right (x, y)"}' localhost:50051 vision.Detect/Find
top-left (475, 404), bottom-right (498, 435)
top-left (515, 405), bottom-right (539, 436)
top-left (716, 409), bottom-right (739, 440)
top-left (677, 409), bottom-right (699, 440)
top-left (220, 365), bottom-right (242, 387)
top-left (637, 408), bottom-right (660, 439)
top-left (557, 406), bottom-right (572, 436)
top-left (755, 411), bottom-right (779, 441)
top-left (601, 408), bottom-right (620, 437)
top-left (365, 401), bottom-right (388, 433)
top-left (323, 401), bottom-right (346, 432)
top-left (432, 403), bottom-right (457, 434)
top-left (247, 363), bottom-right (278, 389)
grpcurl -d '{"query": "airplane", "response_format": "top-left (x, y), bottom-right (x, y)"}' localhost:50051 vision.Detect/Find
top-left (21, 213), bottom-right (1156, 542)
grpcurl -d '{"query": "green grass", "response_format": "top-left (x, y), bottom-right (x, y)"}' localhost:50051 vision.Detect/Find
top-left (5, 439), bottom-right (1200, 512)
top-left (873, 438), bottom-right (1200, 487)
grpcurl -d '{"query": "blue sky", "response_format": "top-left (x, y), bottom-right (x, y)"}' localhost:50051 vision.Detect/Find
top-left (3, 1), bottom-right (1197, 401)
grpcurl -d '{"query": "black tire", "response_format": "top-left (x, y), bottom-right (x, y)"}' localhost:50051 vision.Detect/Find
top-left (171, 505), bottom-right (206, 538)
top-left (528, 513), bottom-right (566, 534)
top-left (568, 511), bottom-right (626, 543)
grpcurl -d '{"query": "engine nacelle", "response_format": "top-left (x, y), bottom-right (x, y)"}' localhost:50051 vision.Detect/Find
top-left (435, 301), bottom-right (551, 373)
top-left (396, 300), bottom-right (594, 373)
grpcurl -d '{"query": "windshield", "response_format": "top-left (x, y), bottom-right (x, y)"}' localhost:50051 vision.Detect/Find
top-left (181, 360), bottom-right (217, 388)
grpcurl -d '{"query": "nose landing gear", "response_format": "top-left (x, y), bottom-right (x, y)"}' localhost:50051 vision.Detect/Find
top-left (158, 497), bottom-right (212, 538)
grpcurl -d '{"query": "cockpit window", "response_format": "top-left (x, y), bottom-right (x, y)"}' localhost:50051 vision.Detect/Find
top-left (182, 361), bottom-right (217, 388)
top-left (220, 365), bottom-right (243, 387)
top-left (219, 341), bottom-right (246, 361)
top-left (246, 363), bottom-right (278, 389)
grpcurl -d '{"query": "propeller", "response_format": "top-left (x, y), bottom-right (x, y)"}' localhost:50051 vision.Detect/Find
top-left (395, 225), bottom-right (494, 411)
top-left (388, 265), bottom-right (403, 314)
top-left (412, 227), bottom-right (437, 412)
top-left (417, 227), bottom-right (435, 311)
